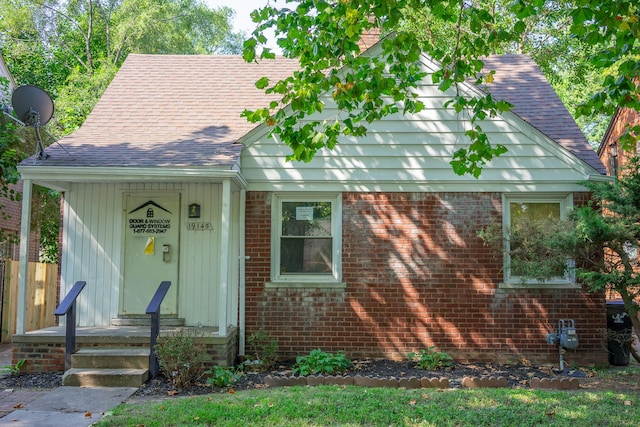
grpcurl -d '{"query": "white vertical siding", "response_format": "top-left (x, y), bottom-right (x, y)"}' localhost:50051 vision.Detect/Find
top-left (62, 181), bottom-right (230, 328)
top-left (62, 183), bottom-right (120, 326)
top-left (178, 183), bottom-right (221, 326)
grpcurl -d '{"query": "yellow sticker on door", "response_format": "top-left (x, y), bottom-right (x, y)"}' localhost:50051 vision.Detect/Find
top-left (144, 237), bottom-right (155, 254)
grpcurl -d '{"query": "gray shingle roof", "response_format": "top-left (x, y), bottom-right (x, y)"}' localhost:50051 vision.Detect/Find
top-left (35, 54), bottom-right (298, 167)
top-left (482, 55), bottom-right (605, 174)
top-left (27, 53), bottom-right (605, 174)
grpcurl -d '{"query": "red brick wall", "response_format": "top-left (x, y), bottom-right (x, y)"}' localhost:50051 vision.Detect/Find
top-left (600, 108), bottom-right (640, 177)
top-left (245, 191), bottom-right (607, 366)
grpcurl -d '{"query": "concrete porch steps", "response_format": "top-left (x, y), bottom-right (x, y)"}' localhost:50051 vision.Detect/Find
top-left (62, 368), bottom-right (149, 387)
top-left (62, 348), bottom-right (150, 387)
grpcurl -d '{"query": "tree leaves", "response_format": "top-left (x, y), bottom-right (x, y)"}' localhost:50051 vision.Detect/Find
top-left (244, 0), bottom-right (639, 177)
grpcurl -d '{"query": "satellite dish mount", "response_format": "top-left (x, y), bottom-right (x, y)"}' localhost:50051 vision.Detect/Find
top-left (11, 85), bottom-right (55, 160)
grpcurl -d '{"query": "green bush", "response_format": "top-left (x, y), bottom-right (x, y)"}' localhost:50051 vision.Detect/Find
top-left (154, 329), bottom-right (208, 388)
top-left (292, 349), bottom-right (352, 376)
top-left (205, 365), bottom-right (242, 388)
top-left (408, 347), bottom-right (453, 370)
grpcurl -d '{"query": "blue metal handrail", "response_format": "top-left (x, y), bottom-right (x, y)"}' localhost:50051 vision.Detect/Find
top-left (54, 281), bottom-right (86, 371)
top-left (145, 281), bottom-right (171, 378)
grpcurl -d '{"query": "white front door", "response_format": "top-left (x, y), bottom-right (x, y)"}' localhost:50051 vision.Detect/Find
top-left (121, 193), bottom-right (180, 315)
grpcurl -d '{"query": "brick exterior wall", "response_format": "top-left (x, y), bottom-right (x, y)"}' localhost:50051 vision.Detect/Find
top-left (245, 191), bottom-right (608, 367)
top-left (599, 108), bottom-right (640, 177)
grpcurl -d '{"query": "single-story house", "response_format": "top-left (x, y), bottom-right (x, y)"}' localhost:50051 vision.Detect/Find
top-left (14, 41), bottom-right (610, 371)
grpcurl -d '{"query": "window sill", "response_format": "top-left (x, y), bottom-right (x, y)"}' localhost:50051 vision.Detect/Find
top-left (498, 281), bottom-right (581, 290)
top-left (265, 281), bottom-right (347, 289)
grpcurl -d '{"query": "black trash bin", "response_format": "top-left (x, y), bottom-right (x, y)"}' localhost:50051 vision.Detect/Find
top-left (606, 301), bottom-right (633, 366)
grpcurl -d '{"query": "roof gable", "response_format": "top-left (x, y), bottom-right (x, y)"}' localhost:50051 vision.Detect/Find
top-left (0, 53), bottom-right (16, 101)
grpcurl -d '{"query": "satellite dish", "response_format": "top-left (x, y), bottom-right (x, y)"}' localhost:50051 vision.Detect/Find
top-left (11, 85), bottom-right (54, 126)
top-left (11, 85), bottom-right (55, 159)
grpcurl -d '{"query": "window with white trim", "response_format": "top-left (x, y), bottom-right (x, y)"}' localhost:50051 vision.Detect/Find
top-left (501, 194), bottom-right (577, 288)
top-left (270, 193), bottom-right (342, 285)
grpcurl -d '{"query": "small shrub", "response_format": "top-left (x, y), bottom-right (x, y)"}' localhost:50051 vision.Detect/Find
top-left (205, 365), bottom-right (242, 388)
top-left (1, 359), bottom-right (26, 376)
top-left (155, 329), bottom-right (208, 388)
top-left (292, 349), bottom-right (352, 376)
top-left (408, 347), bottom-right (453, 370)
top-left (245, 329), bottom-right (278, 372)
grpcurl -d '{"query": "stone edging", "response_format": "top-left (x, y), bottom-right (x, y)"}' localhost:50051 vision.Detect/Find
top-left (530, 377), bottom-right (580, 390)
top-left (264, 375), bottom-right (580, 390)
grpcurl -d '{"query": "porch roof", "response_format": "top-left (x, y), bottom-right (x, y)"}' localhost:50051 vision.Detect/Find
top-left (23, 54), bottom-right (298, 169)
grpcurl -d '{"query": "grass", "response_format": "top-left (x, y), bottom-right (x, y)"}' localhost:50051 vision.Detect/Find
top-left (595, 365), bottom-right (640, 384)
top-left (96, 385), bottom-right (640, 426)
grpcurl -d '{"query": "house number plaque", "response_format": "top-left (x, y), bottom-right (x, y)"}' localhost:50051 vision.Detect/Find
top-left (186, 222), bottom-right (213, 231)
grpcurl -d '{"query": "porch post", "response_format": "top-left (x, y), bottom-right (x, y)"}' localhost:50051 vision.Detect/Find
top-left (239, 189), bottom-right (246, 355)
top-left (16, 179), bottom-right (33, 334)
top-left (218, 179), bottom-right (230, 336)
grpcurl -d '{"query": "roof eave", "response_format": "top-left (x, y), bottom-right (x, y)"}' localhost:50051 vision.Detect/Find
top-left (18, 165), bottom-right (247, 190)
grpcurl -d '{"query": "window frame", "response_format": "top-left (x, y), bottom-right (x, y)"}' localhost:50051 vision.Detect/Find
top-left (500, 193), bottom-right (578, 289)
top-left (268, 193), bottom-right (343, 288)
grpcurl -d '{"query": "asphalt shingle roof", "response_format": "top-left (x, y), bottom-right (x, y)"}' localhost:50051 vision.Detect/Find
top-left (28, 53), bottom-right (605, 174)
top-left (36, 54), bottom-right (298, 167)
top-left (482, 55), bottom-right (605, 174)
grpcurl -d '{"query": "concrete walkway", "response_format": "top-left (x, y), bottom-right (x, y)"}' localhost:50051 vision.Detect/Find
top-left (1, 344), bottom-right (137, 426)
top-left (0, 386), bottom-right (138, 426)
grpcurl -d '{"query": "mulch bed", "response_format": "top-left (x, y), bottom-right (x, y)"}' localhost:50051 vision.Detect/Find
top-left (0, 359), bottom-right (603, 402)
top-left (131, 359), bottom-right (574, 399)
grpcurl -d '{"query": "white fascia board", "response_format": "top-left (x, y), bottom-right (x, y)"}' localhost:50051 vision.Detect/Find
top-left (246, 180), bottom-right (592, 193)
top-left (18, 166), bottom-right (248, 188)
top-left (586, 173), bottom-right (615, 183)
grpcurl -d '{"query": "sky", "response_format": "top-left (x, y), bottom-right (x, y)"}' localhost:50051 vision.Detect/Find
top-left (204, 0), bottom-right (271, 36)
top-left (205, 0), bottom-right (283, 52)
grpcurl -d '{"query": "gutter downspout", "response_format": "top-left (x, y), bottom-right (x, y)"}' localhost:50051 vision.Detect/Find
top-left (239, 189), bottom-right (247, 356)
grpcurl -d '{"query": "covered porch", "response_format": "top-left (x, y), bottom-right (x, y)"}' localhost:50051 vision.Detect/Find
top-left (12, 173), bottom-right (247, 373)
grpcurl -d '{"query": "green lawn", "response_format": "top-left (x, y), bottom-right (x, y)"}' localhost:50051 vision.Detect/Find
top-left (96, 385), bottom-right (640, 426)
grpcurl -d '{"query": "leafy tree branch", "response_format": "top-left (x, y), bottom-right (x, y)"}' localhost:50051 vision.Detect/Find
top-left (243, 0), bottom-right (639, 176)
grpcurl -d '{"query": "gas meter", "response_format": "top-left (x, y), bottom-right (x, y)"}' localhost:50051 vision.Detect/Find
top-left (546, 319), bottom-right (578, 370)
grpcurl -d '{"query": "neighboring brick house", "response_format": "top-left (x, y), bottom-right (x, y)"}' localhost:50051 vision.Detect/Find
top-left (16, 43), bottom-right (610, 367)
top-left (598, 101), bottom-right (640, 306)
top-left (598, 106), bottom-right (640, 177)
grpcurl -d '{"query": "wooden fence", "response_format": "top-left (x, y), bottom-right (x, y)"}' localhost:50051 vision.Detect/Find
top-left (1, 260), bottom-right (58, 343)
